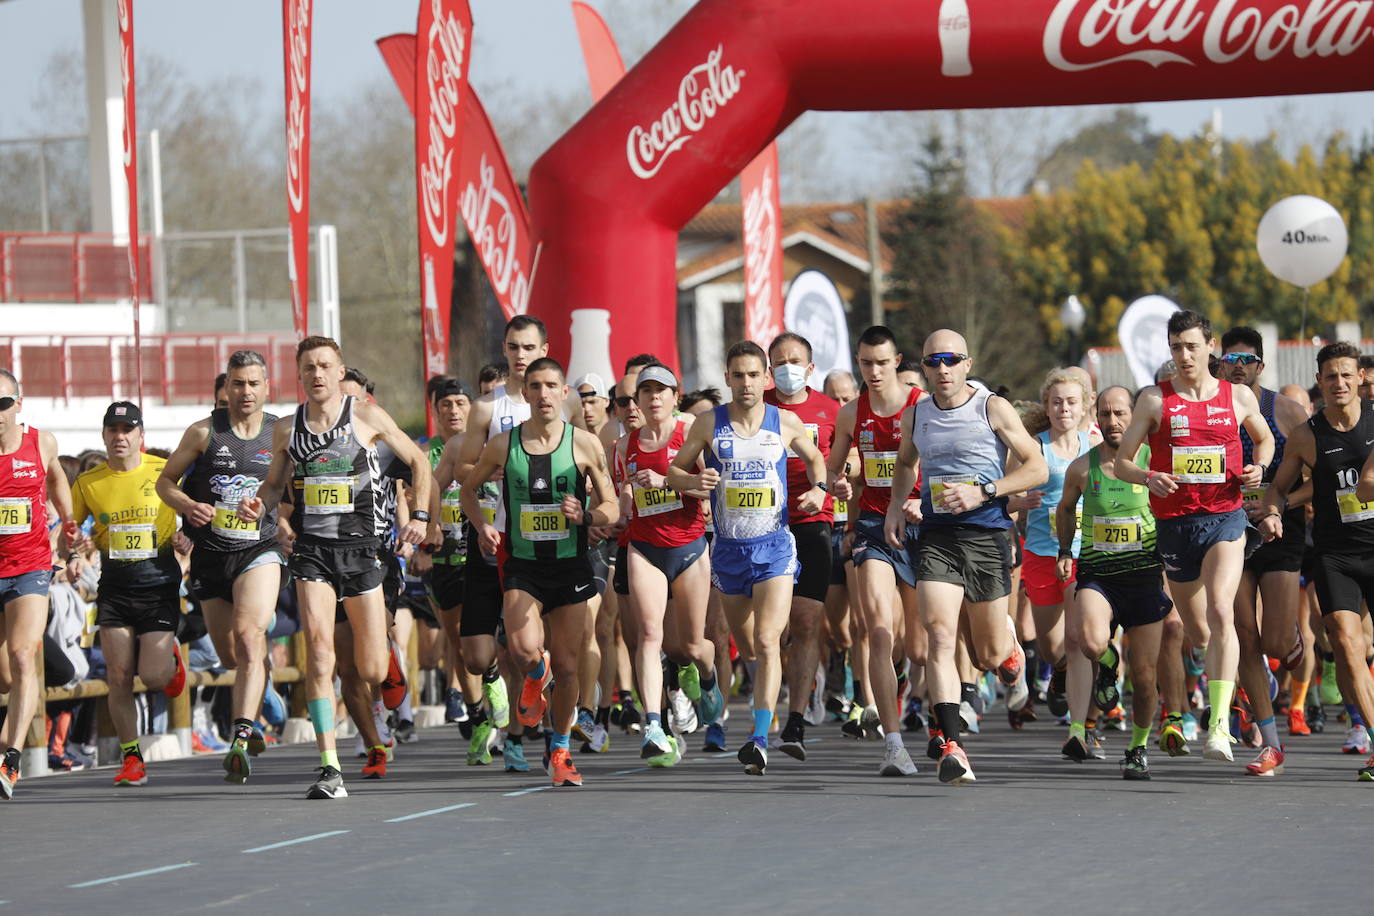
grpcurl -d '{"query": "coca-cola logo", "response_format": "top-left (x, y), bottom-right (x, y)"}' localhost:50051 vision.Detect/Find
top-left (627, 45), bottom-right (745, 180)
top-left (285, 0), bottom-right (310, 214)
top-left (461, 154), bottom-right (540, 315)
top-left (742, 163), bottom-right (781, 345)
top-left (1045, 0), bottom-right (1373, 71)
top-left (420, 0), bottom-right (467, 247)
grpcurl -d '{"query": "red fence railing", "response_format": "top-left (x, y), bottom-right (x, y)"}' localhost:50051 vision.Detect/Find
top-left (0, 233), bottom-right (154, 303)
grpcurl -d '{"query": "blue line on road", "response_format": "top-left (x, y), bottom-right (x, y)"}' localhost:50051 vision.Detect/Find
top-left (503, 786), bottom-right (552, 797)
top-left (610, 767), bottom-right (649, 775)
top-left (69, 862), bottom-right (198, 888)
top-left (386, 802), bottom-right (477, 823)
top-left (242, 830), bottom-right (350, 854)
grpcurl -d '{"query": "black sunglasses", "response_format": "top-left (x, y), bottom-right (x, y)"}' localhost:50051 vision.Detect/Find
top-left (1220, 353), bottom-right (1261, 366)
top-left (922, 353), bottom-right (968, 368)
top-left (0, 396), bottom-right (16, 411)
top-left (614, 395), bottom-right (634, 408)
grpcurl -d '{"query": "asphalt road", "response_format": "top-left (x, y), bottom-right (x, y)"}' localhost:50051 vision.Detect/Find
top-left (1, 706), bottom-right (1369, 915)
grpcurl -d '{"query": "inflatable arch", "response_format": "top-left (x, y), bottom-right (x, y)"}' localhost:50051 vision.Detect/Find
top-left (527, 0), bottom-right (1374, 379)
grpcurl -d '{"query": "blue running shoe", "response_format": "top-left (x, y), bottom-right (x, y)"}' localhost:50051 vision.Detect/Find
top-left (260, 681), bottom-right (287, 727)
top-left (698, 681), bottom-right (725, 726)
top-left (503, 739), bottom-right (529, 773)
top-left (445, 688), bottom-right (468, 725)
top-left (703, 722), bottom-right (727, 753)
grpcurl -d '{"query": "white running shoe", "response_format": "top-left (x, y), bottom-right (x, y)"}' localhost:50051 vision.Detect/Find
top-left (1342, 725), bottom-right (1372, 754)
top-left (805, 662), bottom-right (827, 727)
top-left (860, 703), bottom-right (883, 739)
top-left (1203, 726), bottom-right (1235, 762)
top-left (959, 700), bottom-right (981, 735)
top-left (878, 743), bottom-right (918, 777)
top-left (587, 723), bottom-right (610, 753)
top-left (669, 689), bottom-right (700, 735)
top-left (1006, 666), bottom-right (1029, 712)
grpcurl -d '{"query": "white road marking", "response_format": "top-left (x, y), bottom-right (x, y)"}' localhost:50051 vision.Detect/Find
top-left (502, 785), bottom-right (552, 797)
top-left (241, 830), bottom-right (350, 854)
top-left (385, 802), bottom-right (477, 823)
top-left (69, 862), bottom-right (198, 888)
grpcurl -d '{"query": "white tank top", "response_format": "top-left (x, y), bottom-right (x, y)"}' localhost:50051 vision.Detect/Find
top-left (487, 385), bottom-right (531, 530)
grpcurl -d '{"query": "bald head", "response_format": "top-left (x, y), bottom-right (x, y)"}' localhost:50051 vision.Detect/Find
top-left (924, 329), bottom-right (969, 356)
top-left (1280, 384), bottom-right (1313, 417)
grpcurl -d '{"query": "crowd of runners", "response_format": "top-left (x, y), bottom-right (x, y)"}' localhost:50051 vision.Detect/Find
top-left (5, 309), bottom-right (1374, 800)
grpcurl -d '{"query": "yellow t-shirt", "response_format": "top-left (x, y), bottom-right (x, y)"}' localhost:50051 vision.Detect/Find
top-left (72, 455), bottom-right (180, 586)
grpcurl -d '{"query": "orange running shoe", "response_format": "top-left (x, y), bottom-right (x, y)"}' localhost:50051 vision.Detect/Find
top-left (937, 740), bottom-right (976, 785)
top-left (164, 642), bottom-right (187, 699)
top-left (549, 747), bottom-right (583, 787)
top-left (361, 746), bottom-right (388, 779)
top-left (517, 652), bottom-right (553, 728)
top-left (0, 758), bottom-right (18, 800)
top-left (1288, 707), bottom-right (1312, 737)
top-left (1245, 745), bottom-right (1286, 777)
top-left (380, 641), bottom-right (407, 711)
top-left (996, 636), bottom-right (1024, 688)
top-left (113, 754), bottom-right (147, 787)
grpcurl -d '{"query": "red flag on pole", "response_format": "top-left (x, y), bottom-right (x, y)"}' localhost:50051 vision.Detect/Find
top-left (415, 1), bottom-right (473, 434)
top-left (741, 143), bottom-right (785, 348)
top-left (282, 0), bottom-right (312, 340)
top-left (117, 0), bottom-right (142, 407)
top-left (570, 2), bottom-right (626, 102)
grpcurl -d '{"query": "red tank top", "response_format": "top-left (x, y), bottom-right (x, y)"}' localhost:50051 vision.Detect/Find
top-left (1147, 380), bottom-right (1243, 519)
top-left (0, 426), bottom-right (52, 577)
top-left (856, 386), bottom-right (923, 517)
top-left (764, 388), bottom-right (837, 526)
top-left (626, 419), bottom-right (703, 547)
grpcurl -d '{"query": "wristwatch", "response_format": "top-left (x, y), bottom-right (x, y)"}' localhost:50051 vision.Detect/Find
top-left (412, 510), bottom-right (431, 523)
top-left (815, 480), bottom-right (829, 493)
top-left (980, 481), bottom-right (998, 501)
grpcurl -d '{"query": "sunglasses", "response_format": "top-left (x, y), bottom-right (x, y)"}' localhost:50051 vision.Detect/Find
top-left (1220, 353), bottom-right (1261, 366)
top-left (922, 353), bottom-right (968, 368)
top-left (0, 396), bottom-right (16, 411)
top-left (613, 395), bottom-right (634, 408)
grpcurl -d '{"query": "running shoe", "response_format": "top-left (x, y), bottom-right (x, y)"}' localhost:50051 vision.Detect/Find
top-left (616, 700), bottom-right (643, 734)
top-left (0, 758), bottom-right (17, 799)
top-left (516, 654), bottom-right (553, 728)
top-left (307, 765), bottom-right (347, 799)
top-left (937, 740), bottom-right (975, 785)
top-left (738, 736), bottom-right (768, 776)
top-left (1343, 726), bottom-right (1372, 754)
top-left (393, 719), bottom-right (417, 744)
top-left (1046, 666), bottom-right (1068, 718)
top-left (1121, 745), bottom-right (1150, 781)
top-left (1093, 655), bottom-right (1120, 712)
top-left (1266, 665), bottom-right (1280, 702)
top-left (1283, 627), bottom-right (1304, 671)
top-left (1203, 725), bottom-right (1236, 762)
top-left (445, 687), bottom-right (468, 724)
top-left (467, 720), bottom-right (494, 766)
top-left (164, 642), bottom-right (187, 699)
top-left (1246, 745), bottom-right (1286, 777)
top-left (879, 743), bottom-right (918, 776)
top-left (698, 680), bottom-right (725, 726)
top-left (504, 739), bottom-right (529, 773)
top-left (1181, 712), bottom-right (1201, 742)
top-left (1159, 716), bottom-right (1191, 757)
top-left (860, 703), bottom-right (882, 739)
top-left (927, 728), bottom-right (947, 761)
top-left (996, 630), bottom-right (1025, 688)
top-left (641, 722), bottom-right (674, 761)
top-left (549, 747), bottom-right (583, 786)
top-left (679, 663), bottom-right (702, 702)
top-left (1006, 665), bottom-right (1030, 713)
top-left (247, 729), bottom-right (268, 757)
top-left (703, 722), bottom-right (727, 753)
top-left (1359, 754), bottom-right (1374, 782)
top-left (48, 752), bottom-right (85, 772)
top-left (1306, 700), bottom-right (1326, 733)
top-left (841, 702), bottom-right (865, 740)
top-left (1088, 730), bottom-right (1107, 759)
top-left (1062, 734), bottom-right (1091, 762)
top-left (572, 708), bottom-right (596, 745)
top-left (806, 665), bottom-right (827, 727)
top-left (779, 717), bottom-right (807, 761)
top-left (669, 689), bottom-right (699, 734)
top-left (483, 676), bottom-right (510, 730)
top-left (959, 700), bottom-right (981, 735)
top-left (826, 694), bottom-right (854, 720)
top-left (1320, 662), bottom-right (1342, 706)
top-left (582, 723), bottom-right (611, 754)
top-left (113, 754), bottom-right (147, 787)
top-left (1288, 707), bottom-right (1313, 737)
top-left (1103, 706), bottom-right (1128, 731)
top-left (1185, 647), bottom-right (1206, 677)
top-left (223, 743), bottom-right (251, 784)
top-left (362, 746), bottom-right (387, 779)
top-left (903, 697), bottom-right (925, 733)
top-left (260, 680), bottom-right (287, 727)
top-left (381, 641), bottom-right (408, 710)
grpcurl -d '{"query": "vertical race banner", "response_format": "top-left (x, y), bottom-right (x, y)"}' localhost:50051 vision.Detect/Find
top-left (741, 143), bottom-right (784, 348)
top-left (282, 0), bottom-right (312, 340)
top-left (415, 0), bottom-right (473, 420)
top-left (117, 0), bottom-right (142, 406)
top-left (570, 1), bottom-right (626, 101)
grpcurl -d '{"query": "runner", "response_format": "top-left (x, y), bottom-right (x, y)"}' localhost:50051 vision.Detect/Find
top-left (0, 368), bottom-right (79, 799)
top-left (885, 329), bottom-right (1045, 785)
top-left (1056, 386), bottom-right (1173, 779)
top-left (824, 371), bottom-right (859, 404)
top-left (157, 350), bottom-right (284, 784)
top-left (827, 326), bottom-right (926, 776)
top-left (1114, 309), bottom-right (1272, 765)
top-left (71, 402), bottom-right (189, 788)
top-left (238, 336), bottom-right (430, 800)
top-left (462, 357), bottom-right (618, 787)
top-left (1219, 326), bottom-right (1311, 775)
top-left (764, 332), bottom-right (839, 760)
top-left (668, 341), bottom-right (828, 775)
top-left (570, 372), bottom-right (612, 750)
top-left (1264, 342), bottom-right (1374, 780)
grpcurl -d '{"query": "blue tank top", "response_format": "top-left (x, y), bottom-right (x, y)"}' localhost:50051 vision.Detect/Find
top-left (705, 404), bottom-right (789, 542)
top-left (913, 386), bottom-right (1011, 530)
top-left (1024, 429), bottom-right (1090, 557)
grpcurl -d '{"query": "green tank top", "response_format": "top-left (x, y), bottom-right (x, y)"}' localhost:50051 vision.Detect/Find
top-left (1079, 444), bottom-right (1160, 577)
top-left (427, 437), bottom-right (465, 566)
top-left (502, 422), bottom-right (586, 561)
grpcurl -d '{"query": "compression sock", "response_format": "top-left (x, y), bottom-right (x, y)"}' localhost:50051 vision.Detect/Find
top-left (482, 663), bottom-right (501, 683)
top-left (1290, 679), bottom-right (1310, 710)
top-left (934, 702), bottom-right (961, 741)
top-left (1068, 722), bottom-right (1087, 743)
top-left (751, 708), bottom-right (773, 739)
top-left (1257, 716), bottom-right (1281, 750)
top-left (119, 739), bottom-right (142, 760)
top-left (596, 706), bottom-right (611, 726)
top-left (1131, 722), bottom-right (1152, 749)
top-left (960, 682), bottom-right (978, 707)
top-left (550, 731), bottom-right (570, 751)
top-left (307, 697), bottom-right (334, 737)
top-left (1207, 679), bottom-right (1236, 731)
top-left (232, 718), bottom-right (254, 744)
top-left (467, 706), bottom-right (488, 728)
top-left (1346, 705), bottom-right (1366, 727)
top-left (527, 657), bottom-right (546, 681)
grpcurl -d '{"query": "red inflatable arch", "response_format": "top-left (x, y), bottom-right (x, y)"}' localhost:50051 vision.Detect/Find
top-left (528, 0), bottom-right (1374, 378)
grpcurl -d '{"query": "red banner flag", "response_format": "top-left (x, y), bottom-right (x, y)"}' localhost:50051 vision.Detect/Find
top-left (117, 0), bottom-right (142, 406)
top-left (741, 143), bottom-right (784, 348)
top-left (282, 0), bottom-right (312, 340)
top-left (415, 0), bottom-right (473, 395)
top-left (570, 2), bottom-right (626, 102)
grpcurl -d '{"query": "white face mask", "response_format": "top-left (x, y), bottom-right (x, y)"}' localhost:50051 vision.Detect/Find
top-left (772, 363), bottom-right (809, 396)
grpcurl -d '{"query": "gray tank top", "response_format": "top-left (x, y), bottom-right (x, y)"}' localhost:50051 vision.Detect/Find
top-left (913, 386), bottom-right (1011, 530)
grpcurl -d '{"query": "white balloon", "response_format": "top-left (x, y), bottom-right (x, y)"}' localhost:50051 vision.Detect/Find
top-left (1256, 195), bottom-right (1348, 289)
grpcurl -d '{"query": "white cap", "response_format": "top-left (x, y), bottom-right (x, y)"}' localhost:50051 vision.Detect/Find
top-left (572, 372), bottom-right (607, 397)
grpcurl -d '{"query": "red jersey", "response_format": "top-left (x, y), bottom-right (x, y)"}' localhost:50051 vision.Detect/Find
top-left (856, 386), bottom-right (923, 517)
top-left (1147, 380), bottom-right (1243, 519)
top-left (0, 426), bottom-right (51, 578)
top-left (626, 419), bottom-right (704, 547)
top-left (764, 387), bottom-right (837, 526)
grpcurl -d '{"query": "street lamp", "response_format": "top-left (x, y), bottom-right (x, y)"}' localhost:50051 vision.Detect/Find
top-left (1061, 294), bottom-right (1087, 366)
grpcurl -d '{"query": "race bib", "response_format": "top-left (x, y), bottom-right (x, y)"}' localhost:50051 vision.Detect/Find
top-left (519, 504), bottom-right (569, 541)
top-left (863, 450), bottom-right (896, 488)
top-left (440, 493), bottom-right (464, 535)
top-left (1242, 487), bottom-right (1265, 506)
top-left (0, 496), bottom-right (32, 535)
top-left (1171, 446), bottom-right (1225, 484)
top-left (725, 484), bottom-right (777, 514)
top-left (304, 475), bottom-right (355, 514)
top-left (1337, 487), bottom-right (1374, 524)
top-left (1092, 515), bottom-right (1143, 553)
top-left (212, 502), bottom-right (260, 541)
top-left (833, 498), bottom-right (848, 524)
top-left (478, 494), bottom-right (499, 525)
top-left (786, 423), bottom-right (821, 459)
top-left (634, 485), bottom-right (683, 517)
top-left (929, 474), bottom-right (978, 514)
top-left (109, 522), bottom-right (157, 560)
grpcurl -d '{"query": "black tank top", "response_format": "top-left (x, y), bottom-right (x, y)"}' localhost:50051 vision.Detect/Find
top-left (1310, 400), bottom-right (1374, 554)
top-left (288, 396), bottom-right (383, 542)
top-left (182, 409), bottom-right (279, 552)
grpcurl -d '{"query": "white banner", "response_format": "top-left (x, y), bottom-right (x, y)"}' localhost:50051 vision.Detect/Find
top-left (1117, 294), bottom-right (1181, 389)
top-left (783, 269), bottom-right (853, 390)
